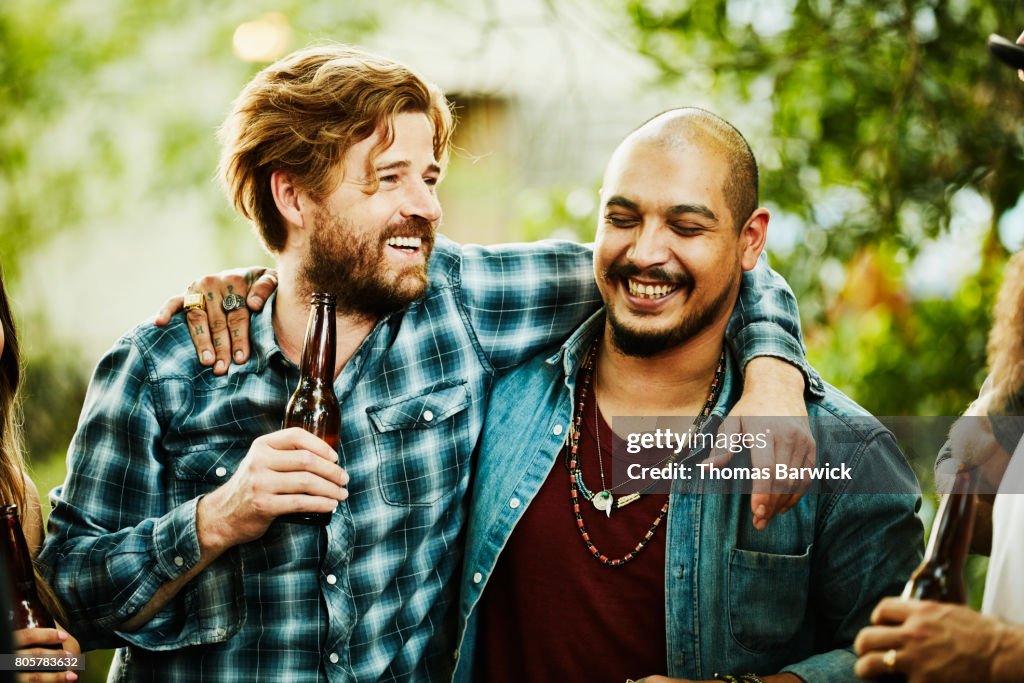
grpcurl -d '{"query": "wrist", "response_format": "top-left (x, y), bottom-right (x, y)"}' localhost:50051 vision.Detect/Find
top-left (196, 492), bottom-right (233, 555)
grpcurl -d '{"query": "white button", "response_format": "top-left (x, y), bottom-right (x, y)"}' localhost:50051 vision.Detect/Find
top-left (212, 627), bottom-right (225, 638)
top-left (552, 424), bottom-right (563, 436)
top-left (215, 466), bottom-right (227, 477)
top-left (423, 410), bottom-right (434, 422)
top-left (472, 572), bottom-right (483, 584)
top-left (326, 574), bottom-right (337, 585)
top-left (329, 653), bottom-right (339, 664)
top-left (509, 497), bottom-right (521, 509)
top-left (173, 556), bottom-right (184, 567)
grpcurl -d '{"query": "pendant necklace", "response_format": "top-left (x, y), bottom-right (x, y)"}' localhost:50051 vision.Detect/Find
top-left (567, 339), bottom-right (724, 566)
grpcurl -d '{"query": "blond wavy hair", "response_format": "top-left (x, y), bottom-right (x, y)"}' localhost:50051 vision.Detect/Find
top-left (218, 44), bottom-right (454, 253)
top-left (988, 251), bottom-right (1024, 413)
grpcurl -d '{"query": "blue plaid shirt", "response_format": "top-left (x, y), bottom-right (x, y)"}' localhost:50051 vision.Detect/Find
top-left (40, 236), bottom-right (813, 682)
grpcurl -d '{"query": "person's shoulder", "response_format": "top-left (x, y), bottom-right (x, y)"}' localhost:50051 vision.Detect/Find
top-left (425, 234), bottom-right (462, 284)
top-left (807, 378), bottom-right (889, 442)
top-left (112, 314), bottom-right (204, 378)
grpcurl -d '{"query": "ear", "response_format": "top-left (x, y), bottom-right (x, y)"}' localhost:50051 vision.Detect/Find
top-left (270, 170), bottom-right (309, 233)
top-left (738, 207), bottom-right (769, 271)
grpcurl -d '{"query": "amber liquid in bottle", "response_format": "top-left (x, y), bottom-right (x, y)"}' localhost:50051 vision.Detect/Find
top-left (877, 465), bottom-right (978, 681)
top-left (281, 293), bottom-right (340, 526)
top-left (1, 504), bottom-right (56, 630)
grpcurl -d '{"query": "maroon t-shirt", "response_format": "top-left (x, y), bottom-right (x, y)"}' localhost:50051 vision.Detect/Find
top-left (476, 388), bottom-right (669, 682)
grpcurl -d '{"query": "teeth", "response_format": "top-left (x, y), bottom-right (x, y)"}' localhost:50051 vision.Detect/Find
top-left (386, 236), bottom-right (422, 249)
top-left (627, 279), bottom-right (677, 299)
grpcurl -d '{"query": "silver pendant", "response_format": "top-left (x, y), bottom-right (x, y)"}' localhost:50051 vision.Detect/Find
top-left (593, 490), bottom-right (613, 518)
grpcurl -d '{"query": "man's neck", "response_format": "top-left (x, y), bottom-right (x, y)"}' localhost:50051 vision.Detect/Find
top-left (272, 265), bottom-right (378, 379)
top-left (591, 323), bottom-right (727, 420)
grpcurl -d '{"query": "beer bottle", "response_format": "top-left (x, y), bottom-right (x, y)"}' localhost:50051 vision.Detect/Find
top-left (876, 464), bottom-right (978, 681)
top-left (901, 464), bottom-right (978, 603)
top-left (1, 504), bottom-right (56, 630)
top-left (281, 293), bottom-right (340, 526)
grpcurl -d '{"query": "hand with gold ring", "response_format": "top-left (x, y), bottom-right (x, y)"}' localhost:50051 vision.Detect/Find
top-left (154, 267), bottom-right (280, 375)
top-left (854, 597), bottom-right (1024, 682)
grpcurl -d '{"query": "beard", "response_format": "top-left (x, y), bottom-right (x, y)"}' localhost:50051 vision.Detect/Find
top-left (299, 206), bottom-right (435, 318)
top-left (603, 261), bottom-right (738, 358)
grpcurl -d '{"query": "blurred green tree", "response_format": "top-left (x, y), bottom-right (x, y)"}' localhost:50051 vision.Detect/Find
top-left (585, 0), bottom-right (1024, 415)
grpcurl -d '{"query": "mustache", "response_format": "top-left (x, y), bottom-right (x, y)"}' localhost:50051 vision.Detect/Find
top-left (381, 216), bottom-right (435, 244)
top-left (604, 262), bottom-right (694, 288)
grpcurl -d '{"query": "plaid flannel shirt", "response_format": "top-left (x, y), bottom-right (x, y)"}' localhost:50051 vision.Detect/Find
top-left (39, 236), bottom-right (817, 682)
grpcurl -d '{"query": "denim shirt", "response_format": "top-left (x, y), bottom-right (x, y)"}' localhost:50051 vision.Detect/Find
top-left (455, 312), bottom-right (923, 682)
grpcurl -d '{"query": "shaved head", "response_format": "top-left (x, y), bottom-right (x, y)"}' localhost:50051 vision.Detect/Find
top-left (610, 107), bottom-right (758, 231)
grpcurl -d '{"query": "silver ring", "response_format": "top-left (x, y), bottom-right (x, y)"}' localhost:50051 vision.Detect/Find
top-left (221, 293), bottom-right (245, 312)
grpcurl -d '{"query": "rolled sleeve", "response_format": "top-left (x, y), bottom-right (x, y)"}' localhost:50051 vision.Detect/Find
top-left (151, 496), bottom-right (201, 580)
top-left (729, 254), bottom-right (825, 399)
top-left (780, 649), bottom-right (854, 682)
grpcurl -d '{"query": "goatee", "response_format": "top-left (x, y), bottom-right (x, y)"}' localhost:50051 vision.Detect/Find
top-left (603, 262), bottom-right (735, 357)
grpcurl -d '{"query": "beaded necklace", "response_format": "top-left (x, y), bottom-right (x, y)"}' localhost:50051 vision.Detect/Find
top-left (567, 339), bottom-right (725, 567)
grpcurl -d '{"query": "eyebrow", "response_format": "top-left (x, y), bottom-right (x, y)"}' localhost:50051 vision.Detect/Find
top-left (375, 160), bottom-right (442, 175)
top-left (605, 195), bottom-right (718, 222)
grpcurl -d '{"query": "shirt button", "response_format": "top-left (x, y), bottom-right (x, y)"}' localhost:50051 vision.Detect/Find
top-left (423, 410), bottom-right (434, 422)
top-left (212, 627), bottom-right (226, 638)
top-left (326, 574), bottom-right (337, 585)
top-left (509, 497), bottom-right (521, 509)
top-left (173, 556), bottom-right (184, 567)
top-left (472, 572), bottom-right (483, 584)
top-left (552, 424), bottom-right (563, 436)
top-left (329, 653), bottom-right (339, 664)
top-left (215, 466), bottom-right (227, 477)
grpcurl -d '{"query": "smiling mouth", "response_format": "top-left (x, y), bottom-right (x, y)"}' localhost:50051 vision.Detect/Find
top-left (385, 236), bottom-right (423, 254)
top-left (626, 278), bottom-right (680, 300)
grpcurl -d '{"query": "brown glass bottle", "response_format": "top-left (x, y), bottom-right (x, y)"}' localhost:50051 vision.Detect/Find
top-left (281, 293), bottom-right (340, 526)
top-left (902, 465), bottom-right (978, 603)
top-left (1, 504), bottom-right (56, 630)
top-left (876, 465), bottom-right (978, 681)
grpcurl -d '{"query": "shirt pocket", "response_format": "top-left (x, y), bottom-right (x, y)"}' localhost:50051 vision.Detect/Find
top-left (367, 380), bottom-right (471, 506)
top-left (727, 544), bottom-right (813, 653)
top-left (167, 442), bottom-right (245, 506)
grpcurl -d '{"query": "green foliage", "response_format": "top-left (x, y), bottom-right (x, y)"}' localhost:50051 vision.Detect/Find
top-left (615, 0), bottom-right (1023, 304)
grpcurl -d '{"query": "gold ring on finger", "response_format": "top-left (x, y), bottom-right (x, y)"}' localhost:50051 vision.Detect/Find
top-left (183, 291), bottom-right (205, 312)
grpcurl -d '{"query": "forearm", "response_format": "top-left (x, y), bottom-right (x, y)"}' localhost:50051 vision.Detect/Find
top-left (120, 495), bottom-right (230, 631)
top-left (40, 497), bottom-right (205, 647)
top-left (743, 357), bottom-right (806, 396)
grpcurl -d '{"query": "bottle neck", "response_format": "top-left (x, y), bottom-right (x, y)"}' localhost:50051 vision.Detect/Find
top-left (924, 466), bottom-right (978, 569)
top-left (1, 506), bottom-right (38, 591)
top-left (298, 295), bottom-right (337, 384)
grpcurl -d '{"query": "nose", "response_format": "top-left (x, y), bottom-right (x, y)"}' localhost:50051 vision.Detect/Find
top-left (627, 224), bottom-right (670, 269)
top-left (402, 180), bottom-right (442, 224)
